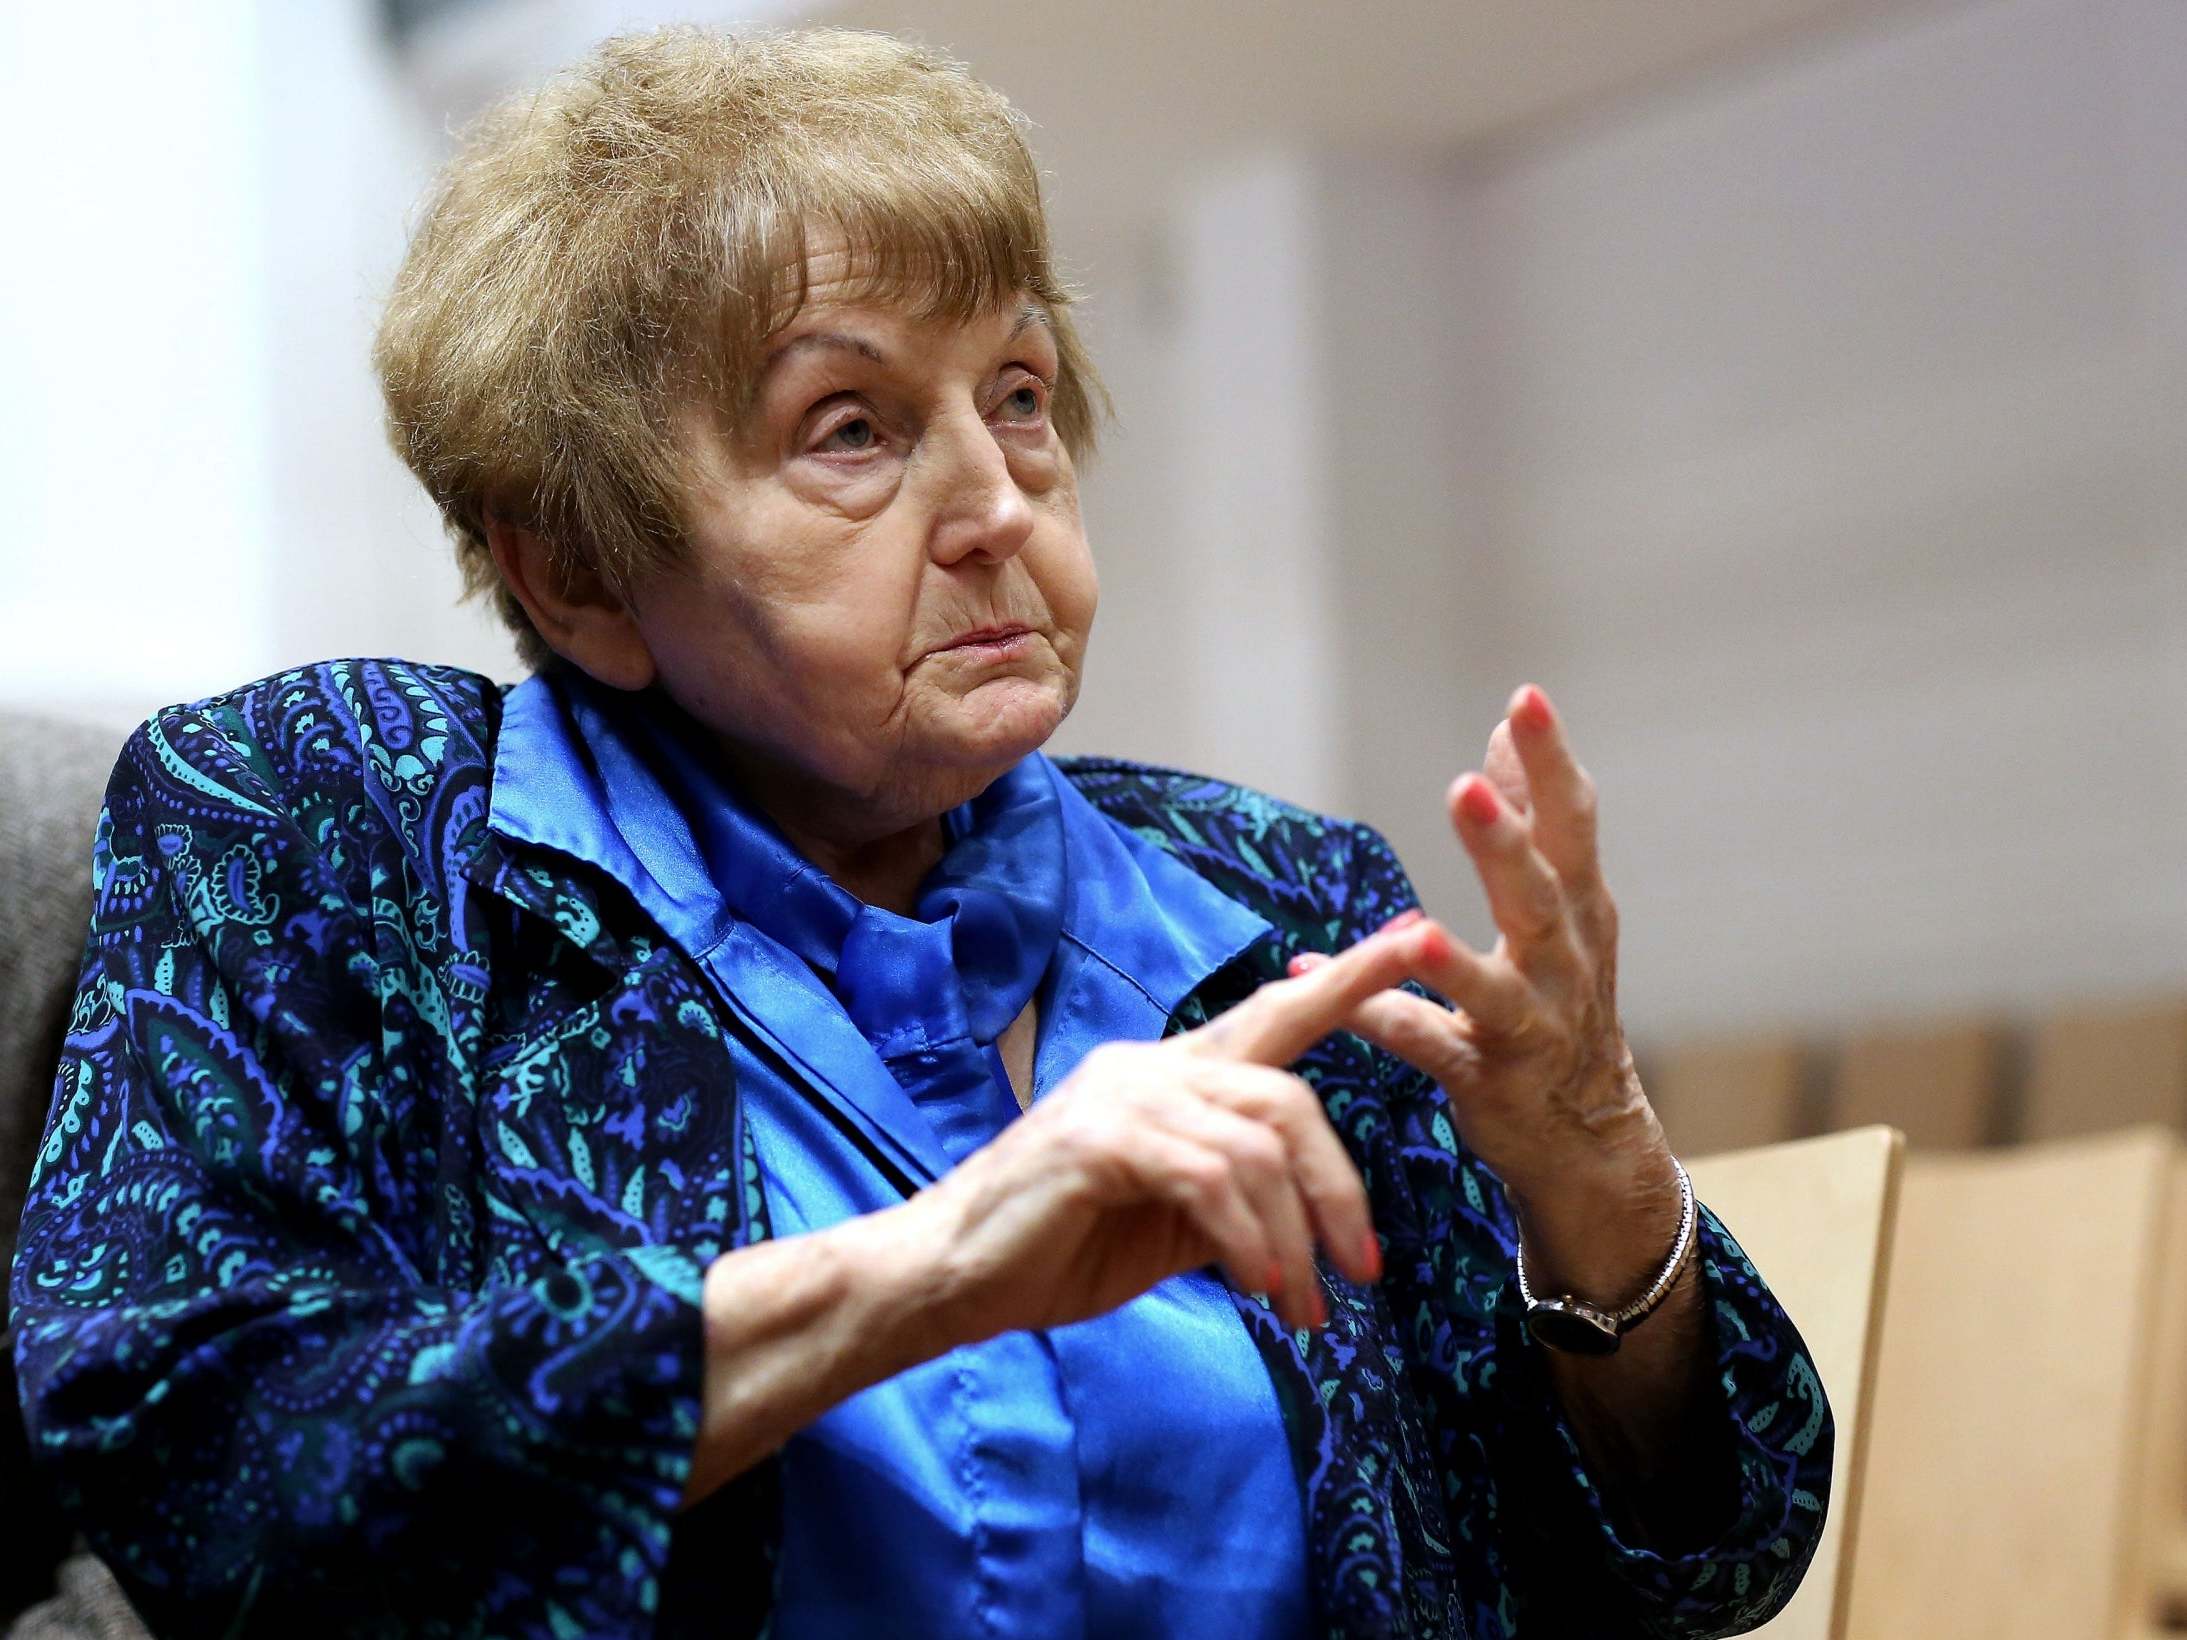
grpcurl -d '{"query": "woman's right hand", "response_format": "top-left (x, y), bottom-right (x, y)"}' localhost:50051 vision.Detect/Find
top-left (682, 916), bottom-right (1443, 1504)
top-left (901, 917), bottom-right (1442, 1339)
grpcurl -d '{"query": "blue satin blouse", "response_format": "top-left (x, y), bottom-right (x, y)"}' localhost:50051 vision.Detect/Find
top-left (520, 669), bottom-right (1313, 1639)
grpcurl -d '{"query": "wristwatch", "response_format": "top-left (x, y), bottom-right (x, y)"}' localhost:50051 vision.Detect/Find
top-left (1514, 1156), bottom-right (1697, 1356)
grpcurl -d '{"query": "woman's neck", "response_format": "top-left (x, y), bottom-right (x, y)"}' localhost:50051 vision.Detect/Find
top-left (709, 741), bottom-right (963, 915)
top-left (775, 812), bottom-right (946, 916)
top-left (675, 708), bottom-right (1011, 913)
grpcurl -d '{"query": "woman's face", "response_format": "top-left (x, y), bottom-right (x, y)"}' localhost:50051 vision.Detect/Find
top-left (629, 243), bottom-right (1098, 832)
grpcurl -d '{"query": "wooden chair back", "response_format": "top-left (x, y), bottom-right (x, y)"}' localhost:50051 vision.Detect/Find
top-left (1830, 1019), bottom-right (2003, 1149)
top-left (2021, 998), bottom-right (2187, 1143)
top-left (2126, 1151), bottom-right (2187, 1633)
top-left (1688, 1126), bottom-right (1904, 1640)
top-left (1652, 1034), bottom-right (1810, 1156)
top-left (1846, 1127), bottom-right (2181, 1638)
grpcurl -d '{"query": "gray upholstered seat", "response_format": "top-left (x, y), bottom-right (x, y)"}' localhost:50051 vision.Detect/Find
top-left (1, 712), bottom-right (150, 1637)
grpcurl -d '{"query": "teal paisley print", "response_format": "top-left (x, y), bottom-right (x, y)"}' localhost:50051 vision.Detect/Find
top-left (10, 660), bottom-right (1829, 1638)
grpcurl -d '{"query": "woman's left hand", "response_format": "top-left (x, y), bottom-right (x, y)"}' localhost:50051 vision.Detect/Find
top-left (1293, 683), bottom-right (1680, 1305)
top-left (1299, 685), bottom-right (1724, 1515)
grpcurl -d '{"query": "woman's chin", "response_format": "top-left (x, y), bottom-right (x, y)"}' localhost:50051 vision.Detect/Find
top-left (935, 674), bottom-right (1073, 768)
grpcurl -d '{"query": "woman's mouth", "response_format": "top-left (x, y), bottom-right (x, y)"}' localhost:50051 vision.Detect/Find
top-left (934, 624), bottom-right (1036, 660)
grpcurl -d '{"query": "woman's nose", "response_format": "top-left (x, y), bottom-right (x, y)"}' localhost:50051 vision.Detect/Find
top-left (924, 413), bottom-right (1036, 567)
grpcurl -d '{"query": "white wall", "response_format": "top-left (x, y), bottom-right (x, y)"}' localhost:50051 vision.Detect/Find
top-left (1054, 155), bottom-right (1347, 816)
top-left (1054, 150), bottom-right (1502, 932)
top-left (1064, 0), bottom-right (2186, 1040)
top-left (7, 0), bottom-right (2177, 1043)
top-left (0, 0), bottom-right (516, 734)
top-left (1315, 154), bottom-right (1507, 934)
top-left (254, 1), bottom-right (519, 690)
top-left (0, 4), bottom-right (278, 723)
top-left (1460, 0), bottom-right (2187, 1038)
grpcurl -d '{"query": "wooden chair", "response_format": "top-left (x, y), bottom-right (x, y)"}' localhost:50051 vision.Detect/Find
top-left (1845, 1127), bottom-right (2183, 1638)
top-left (2129, 1151), bottom-right (2187, 1635)
top-left (2021, 997), bottom-right (2187, 1143)
top-left (1688, 1126), bottom-right (1904, 1640)
top-left (1830, 1019), bottom-right (2004, 1149)
top-left (1652, 1034), bottom-right (1811, 1157)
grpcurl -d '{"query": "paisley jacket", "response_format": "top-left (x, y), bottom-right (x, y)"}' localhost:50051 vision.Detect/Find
top-left (10, 658), bottom-right (1831, 1639)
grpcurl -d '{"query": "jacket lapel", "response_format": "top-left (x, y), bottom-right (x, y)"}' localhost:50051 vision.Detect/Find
top-left (468, 679), bottom-right (1456, 1630)
top-left (695, 923), bottom-right (954, 1190)
top-left (469, 668), bottom-right (953, 1191)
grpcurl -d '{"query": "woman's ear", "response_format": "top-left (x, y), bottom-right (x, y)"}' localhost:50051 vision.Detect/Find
top-left (483, 515), bottom-right (658, 691)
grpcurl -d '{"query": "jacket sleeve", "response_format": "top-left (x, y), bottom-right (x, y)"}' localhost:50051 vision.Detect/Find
top-left (1335, 820), bottom-right (1832, 1639)
top-left (8, 704), bottom-right (716, 1640)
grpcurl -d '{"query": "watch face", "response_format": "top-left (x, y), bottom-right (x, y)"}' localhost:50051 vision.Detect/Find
top-left (1525, 1299), bottom-right (1622, 1357)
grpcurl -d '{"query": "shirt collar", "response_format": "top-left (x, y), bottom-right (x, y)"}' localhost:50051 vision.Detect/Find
top-left (486, 662), bottom-right (734, 958)
top-left (486, 663), bottom-right (1273, 1021)
top-left (1040, 759), bottom-right (1272, 1022)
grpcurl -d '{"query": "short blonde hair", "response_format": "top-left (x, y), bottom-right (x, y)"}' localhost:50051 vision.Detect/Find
top-left (373, 26), bottom-right (1106, 672)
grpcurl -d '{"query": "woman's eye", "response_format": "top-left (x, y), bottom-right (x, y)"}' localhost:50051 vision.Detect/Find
top-left (997, 381), bottom-right (1046, 422)
top-left (817, 415), bottom-right (876, 453)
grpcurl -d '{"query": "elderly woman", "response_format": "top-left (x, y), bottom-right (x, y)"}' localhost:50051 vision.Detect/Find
top-left (10, 26), bottom-right (1828, 1640)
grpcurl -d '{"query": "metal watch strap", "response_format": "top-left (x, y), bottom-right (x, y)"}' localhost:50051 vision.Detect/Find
top-left (1514, 1157), bottom-right (1697, 1357)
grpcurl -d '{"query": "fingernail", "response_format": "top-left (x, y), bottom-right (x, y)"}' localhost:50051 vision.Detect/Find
top-left (1510, 684), bottom-right (1553, 728)
top-left (1361, 1232), bottom-right (1383, 1283)
top-left (1288, 951), bottom-right (1329, 975)
top-left (1381, 909), bottom-right (1425, 933)
top-left (1416, 922), bottom-right (1452, 963)
top-left (1265, 1260), bottom-right (1285, 1298)
top-left (1312, 1288), bottom-right (1329, 1329)
top-left (1457, 777), bottom-right (1501, 827)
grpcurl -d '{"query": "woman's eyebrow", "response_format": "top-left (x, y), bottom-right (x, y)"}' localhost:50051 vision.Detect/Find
top-left (762, 331), bottom-right (888, 380)
top-left (761, 310), bottom-right (1046, 385)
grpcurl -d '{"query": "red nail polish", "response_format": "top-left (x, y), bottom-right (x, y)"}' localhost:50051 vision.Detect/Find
top-left (1511, 684), bottom-right (1553, 729)
top-left (1361, 1232), bottom-right (1383, 1282)
top-left (1287, 954), bottom-right (1313, 975)
top-left (1416, 923), bottom-right (1452, 964)
top-left (1458, 778), bottom-right (1502, 827)
top-left (1265, 1261), bottom-right (1285, 1298)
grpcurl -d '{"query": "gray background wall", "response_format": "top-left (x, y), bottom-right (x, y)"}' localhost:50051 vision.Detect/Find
top-left (4, 0), bottom-right (2180, 1045)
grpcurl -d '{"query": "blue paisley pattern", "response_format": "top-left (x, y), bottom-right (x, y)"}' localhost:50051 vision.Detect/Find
top-left (11, 660), bottom-right (1829, 1639)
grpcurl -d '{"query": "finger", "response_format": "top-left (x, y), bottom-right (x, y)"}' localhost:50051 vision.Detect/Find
top-left (1183, 918), bottom-right (1436, 1068)
top-left (1189, 1059), bottom-right (1379, 1286)
top-left (1125, 1128), bottom-right (1281, 1310)
top-left (1292, 933), bottom-right (1532, 1043)
top-left (1322, 985), bottom-right (1487, 1096)
top-left (1483, 718), bottom-right (1532, 817)
top-left (1413, 922), bottom-right (1537, 1033)
top-left (1152, 1095), bottom-right (1326, 1327)
top-left (1504, 684), bottom-right (1602, 892)
top-left (1448, 773), bottom-right (1581, 976)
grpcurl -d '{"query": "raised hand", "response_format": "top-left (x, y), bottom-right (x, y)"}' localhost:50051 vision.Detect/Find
top-left (1291, 684), bottom-right (1679, 1306)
